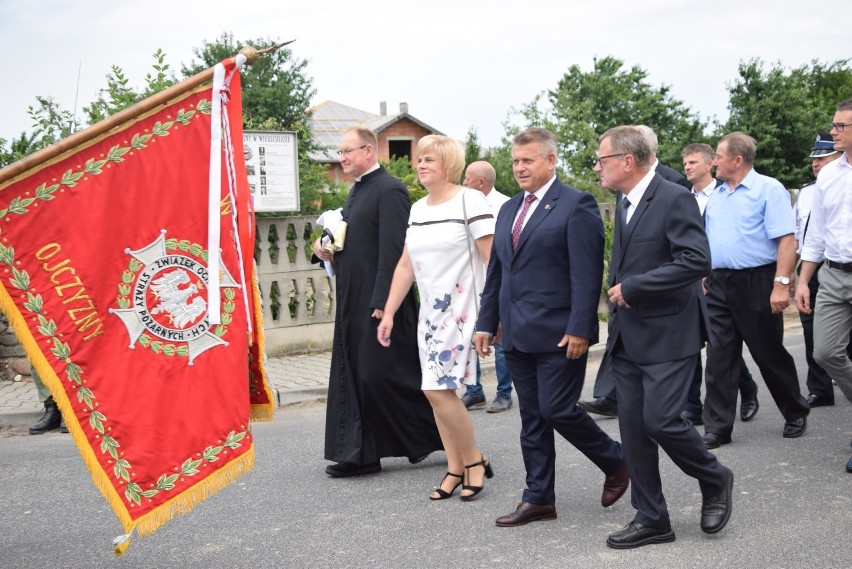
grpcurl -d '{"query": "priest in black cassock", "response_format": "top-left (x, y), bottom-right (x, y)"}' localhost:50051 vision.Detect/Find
top-left (312, 126), bottom-right (442, 477)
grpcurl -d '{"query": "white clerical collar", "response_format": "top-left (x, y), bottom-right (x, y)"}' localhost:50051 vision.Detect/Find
top-left (354, 162), bottom-right (380, 182)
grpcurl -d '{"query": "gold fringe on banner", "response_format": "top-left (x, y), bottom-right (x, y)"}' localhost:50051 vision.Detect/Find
top-left (0, 280), bottom-right (257, 554)
top-left (250, 264), bottom-right (276, 421)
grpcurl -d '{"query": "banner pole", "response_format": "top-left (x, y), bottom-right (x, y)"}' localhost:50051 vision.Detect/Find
top-left (0, 40), bottom-right (294, 186)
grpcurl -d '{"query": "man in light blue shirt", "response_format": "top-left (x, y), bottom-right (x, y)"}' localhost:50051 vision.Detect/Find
top-left (701, 132), bottom-right (809, 449)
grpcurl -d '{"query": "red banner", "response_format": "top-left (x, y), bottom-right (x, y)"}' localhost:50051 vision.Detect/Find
top-left (0, 58), bottom-right (273, 550)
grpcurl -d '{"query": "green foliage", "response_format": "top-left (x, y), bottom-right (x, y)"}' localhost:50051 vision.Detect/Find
top-left (182, 33), bottom-right (315, 131)
top-left (722, 58), bottom-right (851, 188)
top-left (483, 138), bottom-right (519, 197)
top-left (0, 131), bottom-right (39, 168)
top-left (0, 51), bottom-right (176, 168)
top-left (465, 125), bottom-right (522, 200)
top-left (463, 126), bottom-right (482, 167)
top-left (381, 155), bottom-right (426, 203)
top-left (0, 97), bottom-right (82, 167)
top-left (183, 33), bottom-right (326, 215)
top-left (547, 56), bottom-right (707, 198)
top-left (85, 50), bottom-right (176, 124)
top-left (491, 57), bottom-right (708, 202)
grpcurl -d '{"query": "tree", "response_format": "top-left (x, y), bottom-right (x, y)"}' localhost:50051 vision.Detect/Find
top-left (0, 51), bottom-right (174, 168)
top-left (183, 33), bottom-right (328, 215)
top-left (85, 49), bottom-right (176, 124)
top-left (723, 58), bottom-right (851, 188)
top-left (463, 126), bottom-right (482, 169)
top-left (497, 56), bottom-right (708, 201)
top-left (548, 56), bottom-right (707, 199)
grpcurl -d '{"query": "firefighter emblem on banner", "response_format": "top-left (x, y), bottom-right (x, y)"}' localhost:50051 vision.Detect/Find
top-left (110, 230), bottom-right (241, 365)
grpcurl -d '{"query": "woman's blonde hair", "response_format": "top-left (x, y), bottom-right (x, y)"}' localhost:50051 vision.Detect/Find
top-left (416, 135), bottom-right (465, 183)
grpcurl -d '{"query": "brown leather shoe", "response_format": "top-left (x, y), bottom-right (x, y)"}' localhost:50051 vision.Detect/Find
top-left (602, 462), bottom-right (629, 507)
top-left (495, 501), bottom-right (557, 527)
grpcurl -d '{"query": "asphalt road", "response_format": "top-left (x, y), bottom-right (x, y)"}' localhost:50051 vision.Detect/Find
top-left (1, 325), bottom-right (850, 569)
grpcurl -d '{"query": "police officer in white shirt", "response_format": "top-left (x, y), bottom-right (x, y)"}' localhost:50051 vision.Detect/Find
top-left (794, 133), bottom-right (846, 408)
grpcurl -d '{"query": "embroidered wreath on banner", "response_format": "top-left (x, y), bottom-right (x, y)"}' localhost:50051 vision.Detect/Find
top-left (115, 237), bottom-right (236, 359)
top-left (0, 243), bottom-right (247, 505)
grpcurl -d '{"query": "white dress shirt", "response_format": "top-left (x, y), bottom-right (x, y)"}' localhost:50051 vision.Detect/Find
top-left (793, 182), bottom-right (817, 255)
top-left (801, 153), bottom-right (852, 263)
top-left (483, 188), bottom-right (511, 219)
top-left (623, 169), bottom-right (656, 224)
top-left (692, 178), bottom-right (717, 215)
top-left (512, 175), bottom-right (555, 230)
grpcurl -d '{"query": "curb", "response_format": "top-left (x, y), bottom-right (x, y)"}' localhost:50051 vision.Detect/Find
top-left (277, 387), bottom-right (328, 407)
top-left (0, 409), bottom-right (42, 429)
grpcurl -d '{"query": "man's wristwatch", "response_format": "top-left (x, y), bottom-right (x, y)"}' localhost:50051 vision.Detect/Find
top-left (773, 276), bottom-right (791, 285)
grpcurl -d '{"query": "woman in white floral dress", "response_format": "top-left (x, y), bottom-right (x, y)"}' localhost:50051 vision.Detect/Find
top-left (378, 135), bottom-right (495, 501)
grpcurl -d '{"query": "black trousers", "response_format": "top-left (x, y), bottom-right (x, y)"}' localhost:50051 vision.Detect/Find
top-left (684, 355), bottom-right (757, 415)
top-left (596, 349), bottom-right (757, 415)
top-left (703, 265), bottom-right (809, 436)
top-left (611, 341), bottom-right (726, 529)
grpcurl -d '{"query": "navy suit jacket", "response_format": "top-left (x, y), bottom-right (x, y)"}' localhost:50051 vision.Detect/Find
top-left (478, 178), bottom-right (603, 353)
top-left (606, 174), bottom-right (711, 365)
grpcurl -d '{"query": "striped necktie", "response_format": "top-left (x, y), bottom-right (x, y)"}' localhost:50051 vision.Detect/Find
top-left (512, 194), bottom-right (537, 250)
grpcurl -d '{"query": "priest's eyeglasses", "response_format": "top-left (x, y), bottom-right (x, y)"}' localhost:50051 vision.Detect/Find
top-left (337, 144), bottom-right (369, 156)
top-left (829, 122), bottom-right (849, 132)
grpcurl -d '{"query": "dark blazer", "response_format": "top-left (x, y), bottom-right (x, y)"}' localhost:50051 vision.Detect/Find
top-left (656, 162), bottom-right (690, 189)
top-left (478, 178), bottom-right (603, 352)
top-left (607, 174), bottom-right (711, 365)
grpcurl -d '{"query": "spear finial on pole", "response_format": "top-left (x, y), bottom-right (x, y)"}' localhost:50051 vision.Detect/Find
top-left (240, 40), bottom-right (295, 65)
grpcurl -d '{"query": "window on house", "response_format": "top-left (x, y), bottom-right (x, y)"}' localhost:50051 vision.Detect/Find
top-left (388, 139), bottom-right (411, 161)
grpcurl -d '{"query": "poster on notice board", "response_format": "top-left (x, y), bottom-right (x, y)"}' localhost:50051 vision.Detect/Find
top-left (243, 130), bottom-right (300, 212)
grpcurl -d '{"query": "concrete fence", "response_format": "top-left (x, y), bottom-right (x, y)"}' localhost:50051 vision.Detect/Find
top-left (1, 205), bottom-right (617, 380)
top-left (254, 215), bottom-right (337, 355)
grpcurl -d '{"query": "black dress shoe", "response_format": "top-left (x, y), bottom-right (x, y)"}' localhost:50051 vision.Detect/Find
top-left (701, 466), bottom-right (733, 533)
top-left (846, 455), bottom-right (852, 474)
top-left (740, 397), bottom-right (759, 422)
top-left (702, 432), bottom-right (732, 449)
top-left (782, 416), bottom-right (807, 438)
top-left (325, 461), bottom-right (382, 477)
top-left (495, 501), bottom-right (557, 527)
top-left (807, 393), bottom-right (835, 407)
top-left (601, 462), bottom-right (629, 507)
top-left (577, 397), bottom-right (618, 417)
top-left (681, 410), bottom-right (704, 426)
top-left (606, 521), bottom-right (675, 549)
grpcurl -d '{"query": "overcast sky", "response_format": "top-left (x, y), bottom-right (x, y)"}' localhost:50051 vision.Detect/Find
top-left (0, 1), bottom-right (846, 149)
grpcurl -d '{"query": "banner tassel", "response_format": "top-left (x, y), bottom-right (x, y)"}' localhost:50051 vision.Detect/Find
top-left (113, 531), bottom-right (134, 556)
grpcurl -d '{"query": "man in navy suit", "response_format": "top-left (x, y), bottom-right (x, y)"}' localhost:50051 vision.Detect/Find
top-left (599, 126), bottom-right (732, 549)
top-left (475, 128), bottom-right (628, 528)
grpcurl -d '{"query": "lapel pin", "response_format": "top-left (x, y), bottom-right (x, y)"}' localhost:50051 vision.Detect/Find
top-left (544, 204), bottom-right (551, 210)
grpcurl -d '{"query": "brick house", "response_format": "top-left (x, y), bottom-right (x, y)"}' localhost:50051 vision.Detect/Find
top-left (308, 100), bottom-right (443, 184)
